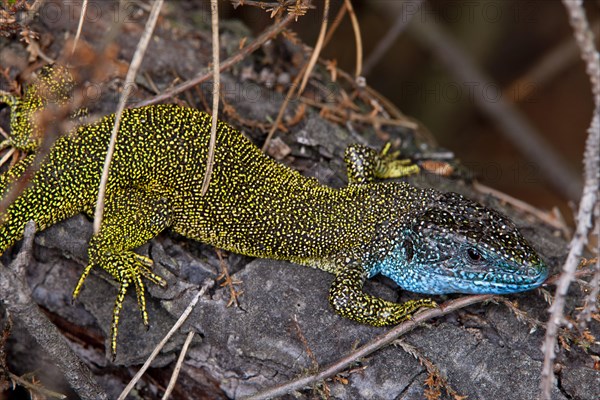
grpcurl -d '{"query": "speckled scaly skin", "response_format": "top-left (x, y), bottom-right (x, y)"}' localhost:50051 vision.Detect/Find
top-left (0, 66), bottom-right (549, 356)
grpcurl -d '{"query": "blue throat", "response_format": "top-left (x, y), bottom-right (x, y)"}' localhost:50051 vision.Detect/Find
top-left (369, 242), bottom-right (548, 295)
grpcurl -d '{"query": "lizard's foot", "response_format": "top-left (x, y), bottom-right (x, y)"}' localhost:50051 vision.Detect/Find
top-left (330, 284), bottom-right (437, 326)
top-left (344, 143), bottom-right (420, 185)
top-left (73, 251), bottom-right (167, 358)
top-left (74, 188), bottom-right (172, 357)
top-left (329, 262), bottom-right (437, 326)
top-left (372, 298), bottom-right (437, 325)
top-left (376, 142), bottom-right (420, 180)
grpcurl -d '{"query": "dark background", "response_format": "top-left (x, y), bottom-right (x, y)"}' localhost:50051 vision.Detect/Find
top-left (227, 0), bottom-right (598, 219)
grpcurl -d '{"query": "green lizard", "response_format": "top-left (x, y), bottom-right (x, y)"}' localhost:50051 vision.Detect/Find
top-left (0, 66), bottom-right (548, 356)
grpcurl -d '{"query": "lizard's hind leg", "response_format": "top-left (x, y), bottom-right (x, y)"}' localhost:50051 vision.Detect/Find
top-left (73, 188), bottom-right (173, 357)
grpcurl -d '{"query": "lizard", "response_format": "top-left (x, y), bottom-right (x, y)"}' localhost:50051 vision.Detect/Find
top-left (0, 65), bottom-right (549, 357)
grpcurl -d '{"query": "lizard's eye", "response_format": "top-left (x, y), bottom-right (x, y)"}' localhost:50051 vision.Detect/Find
top-left (466, 247), bottom-right (483, 262)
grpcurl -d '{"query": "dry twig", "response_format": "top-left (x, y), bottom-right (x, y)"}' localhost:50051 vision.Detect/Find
top-left (241, 293), bottom-right (496, 400)
top-left (200, 0), bottom-right (221, 195)
top-left (261, 62), bottom-right (308, 151)
top-left (394, 340), bottom-right (465, 400)
top-left (118, 282), bottom-right (210, 400)
top-left (161, 331), bottom-right (196, 400)
top-left (342, 0), bottom-right (362, 78)
top-left (0, 222), bottom-right (108, 399)
top-left (323, 2), bottom-right (348, 46)
top-left (7, 372), bottom-right (67, 399)
top-left (298, 0), bottom-right (330, 95)
top-left (70, 0), bottom-right (88, 56)
top-left (134, 10), bottom-right (299, 108)
top-left (541, 2), bottom-right (600, 398)
top-left (93, 0), bottom-right (164, 233)
top-left (472, 181), bottom-right (569, 233)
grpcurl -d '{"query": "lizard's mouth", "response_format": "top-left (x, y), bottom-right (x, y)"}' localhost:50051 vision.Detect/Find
top-left (452, 262), bottom-right (549, 294)
top-left (391, 261), bottom-right (549, 295)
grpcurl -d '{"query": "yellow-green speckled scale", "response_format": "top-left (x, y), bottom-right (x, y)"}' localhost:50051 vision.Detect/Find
top-left (0, 66), bottom-right (548, 357)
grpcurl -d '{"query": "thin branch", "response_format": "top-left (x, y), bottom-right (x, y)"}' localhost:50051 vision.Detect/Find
top-left (541, 2), bottom-right (600, 399)
top-left (241, 293), bottom-right (496, 400)
top-left (244, 266), bottom-right (592, 400)
top-left (200, 0), bottom-right (221, 195)
top-left (7, 372), bottom-right (66, 399)
top-left (118, 282), bottom-right (210, 400)
top-left (342, 0), bottom-right (362, 78)
top-left (322, 2), bottom-right (347, 46)
top-left (93, 0), bottom-right (164, 234)
top-left (0, 147), bottom-right (15, 168)
top-left (298, 0), bottom-right (330, 95)
top-left (578, 256), bottom-right (600, 326)
top-left (299, 95), bottom-right (418, 129)
top-left (134, 11), bottom-right (298, 108)
top-left (161, 331), bottom-right (195, 400)
top-left (230, 0), bottom-right (297, 11)
top-left (540, 115), bottom-right (599, 397)
top-left (70, 0), bottom-right (88, 56)
top-left (263, 0), bottom-right (350, 152)
top-left (0, 222), bottom-right (108, 399)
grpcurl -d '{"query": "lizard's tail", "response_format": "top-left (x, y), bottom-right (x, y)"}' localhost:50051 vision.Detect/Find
top-left (0, 154), bottom-right (35, 198)
top-left (0, 154), bottom-right (36, 254)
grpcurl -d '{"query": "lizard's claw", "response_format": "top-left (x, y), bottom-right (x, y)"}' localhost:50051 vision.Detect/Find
top-left (72, 251), bottom-right (167, 357)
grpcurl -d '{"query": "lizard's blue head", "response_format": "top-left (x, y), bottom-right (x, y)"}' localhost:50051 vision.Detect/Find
top-left (373, 191), bottom-right (548, 295)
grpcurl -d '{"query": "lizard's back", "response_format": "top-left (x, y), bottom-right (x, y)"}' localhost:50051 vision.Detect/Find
top-left (1, 104), bottom-right (380, 267)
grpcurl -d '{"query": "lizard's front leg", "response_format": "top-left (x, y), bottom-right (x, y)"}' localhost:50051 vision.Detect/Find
top-left (72, 188), bottom-right (172, 357)
top-left (344, 143), bottom-right (420, 185)
top-left (328, 261), bottom-right (436, 326)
